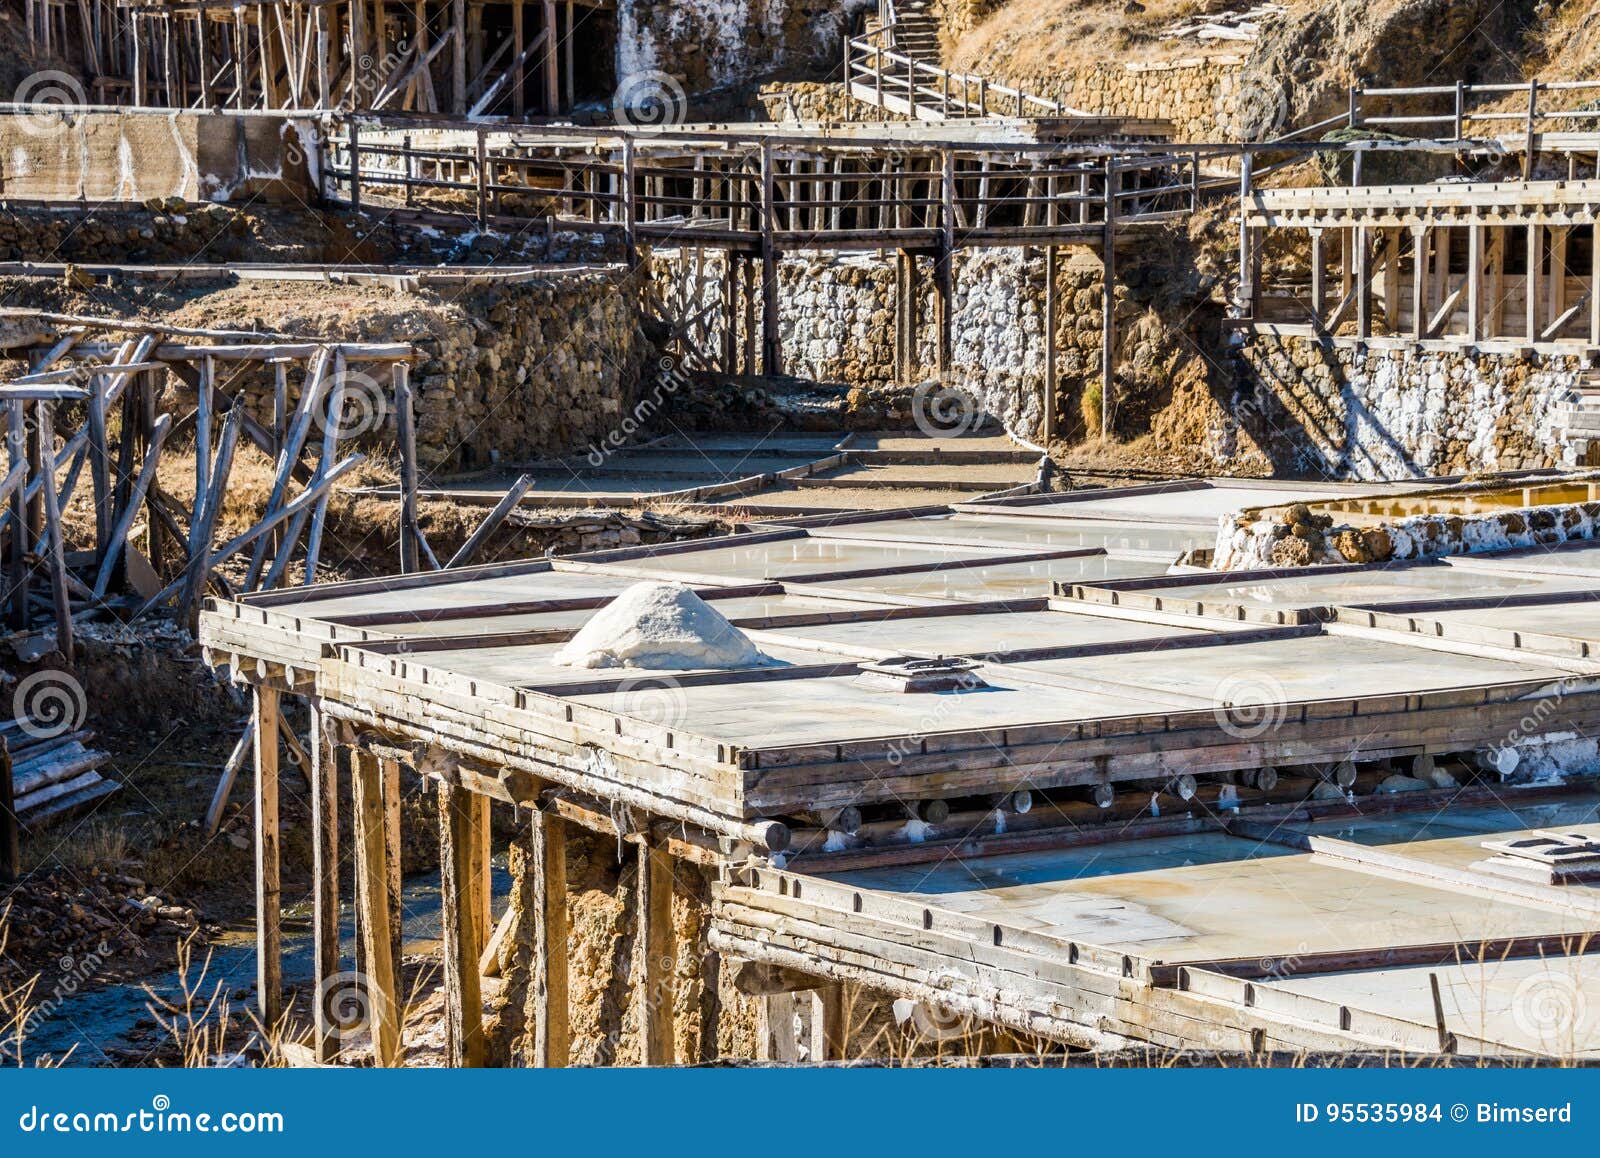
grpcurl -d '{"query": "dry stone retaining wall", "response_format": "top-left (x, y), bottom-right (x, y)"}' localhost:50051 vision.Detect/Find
top-left (1233, 335), bottom-right (1584, 481)
top-left (654, 247), bottom-right (1122, 441)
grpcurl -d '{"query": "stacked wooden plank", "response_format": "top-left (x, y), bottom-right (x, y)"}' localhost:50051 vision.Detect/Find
top-left (0, 717), bottom-right (115, 829)
top-left (1159, 3), bottom-right (1286, 42)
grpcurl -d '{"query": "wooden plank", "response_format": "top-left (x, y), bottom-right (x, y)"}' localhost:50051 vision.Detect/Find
top-left (353, 747), bottom-right (404, 1066)
top-left (637, 840), bottom-right (677, 1065)
top-left (311, 706), bottom-right (341, 1063)
top-left (254, 686), bottom-right (282, 1027)
top-left (381, 754), bottom-right (404, 976)
top-left (439, 778), bottom-right (487, 1066)
top-left (531, 807), bottom-right (570, 1067)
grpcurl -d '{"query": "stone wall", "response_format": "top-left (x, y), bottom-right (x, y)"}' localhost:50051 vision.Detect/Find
top-left (1016, 56), bottom-right (1246, 140)
top-left (2, 267), bottom-right (654, 472)
top-left (1216, 496), bottom-right (1600, 570)
top-left (653, 246), bottom-right (1135, 441)
top-left (757, 81), bottom-right (898, 122)
top-left (1234, 335), bottom-right (1585, 481)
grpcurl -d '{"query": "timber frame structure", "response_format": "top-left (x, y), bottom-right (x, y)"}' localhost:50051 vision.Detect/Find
top-left (27, 0), bottom-right (592, 114)
top-left (0, 310), bottom-right (420, 657)
top-left (198, 485), bottom-right (1600, 1063)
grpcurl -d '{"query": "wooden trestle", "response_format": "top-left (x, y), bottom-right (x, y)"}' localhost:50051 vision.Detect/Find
top-left (27, 0), bottom-right (594, 115)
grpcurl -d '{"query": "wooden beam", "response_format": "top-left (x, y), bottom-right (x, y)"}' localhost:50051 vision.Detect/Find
top-left (1467, 222), bottom-right (1484, 342)
top-left (381, 754), bottom-right (404, 974)
top-left (636, 840), bottom-right (676, 1065)
top-left (254, 686), bottom-right (282, 1026)
top-left (353, 747), bottom-right (403, 1066)
top-left (531, 807), bottom-right (570, 1067)
top-left (311, 707), bottom-right (341, 1063)
top-left (439, 778), bottom-right (487, 1066)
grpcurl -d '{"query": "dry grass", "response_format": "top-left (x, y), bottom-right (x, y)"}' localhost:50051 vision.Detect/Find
top-left (948, 0), bottom-right (1313, 80)
top-left (0, 906), bottom-right (65, 1067)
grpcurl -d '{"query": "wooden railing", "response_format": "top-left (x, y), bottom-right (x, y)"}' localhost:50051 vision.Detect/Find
top-left (324, 122), bottom-right (1202, 248)
top-left (843, 29), bottom-right (1069, 121)
top-left (1275, 78), bottom-right (1600, 147)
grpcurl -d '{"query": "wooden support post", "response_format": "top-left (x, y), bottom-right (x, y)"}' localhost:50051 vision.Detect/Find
top-left (451, 0), bottom-right (466, 113)
top-left (1550, 225), bottom-right (1570, 332)
top-left (1309, 227), bottom-right (1326, 323)
top-left (5, 400), bottom-right (26, 629)
top-left (1411, 226), bottom-right (1428, 341)
top-left (542, 0), bottom-right (558, 114)
top-left (1383, 227), bottom-right (1401, 331)
top-left (1355, 225), bottom-right (1372, 340)
top-left (636, 840), bottom-right (676, 1065)
top-left (1468, 223), bottom-right (1484, 342)
top-left (35, 403), bottom-right (73, 662)
top-left (382, 755), bottom-right (404, 973)
top-left (1043, 243), bottom-right (1058, 443)
top-left (1434, 226), bottom-right (1452, 318)
top-left (439, 779), bottom-right (487, 1066)
top-left (936, 149), bottom-right (955, 377)
top-left (531, 808), bottom-right (569, 1067)
top-left (353, 748), bottom-right (403, 1067)
top-left (394, 363), bottom-right (420, 574)
top-left (510, 0), bottom-right (524, 117)
top-left (311, 706), bottom-right (340, 1063)
top-left (1101, 160), bottom-right (1117, 440)
top-left (1487, 228), bottom-right (1506, 340)
top-left (1527, 222), bottom-right (1543, 343)
top-left (760, 143), bottom-right (781, 376)
top-left (253, 686), bottom-right (282, 1027)
top-left (1237, 152), bottom-right (1254, 318)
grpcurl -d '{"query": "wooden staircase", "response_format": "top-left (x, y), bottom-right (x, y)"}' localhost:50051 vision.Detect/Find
top-left (846, 0), bottom-right (1072, 122)
top-left (885, 0), bottom-right (941, 64)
